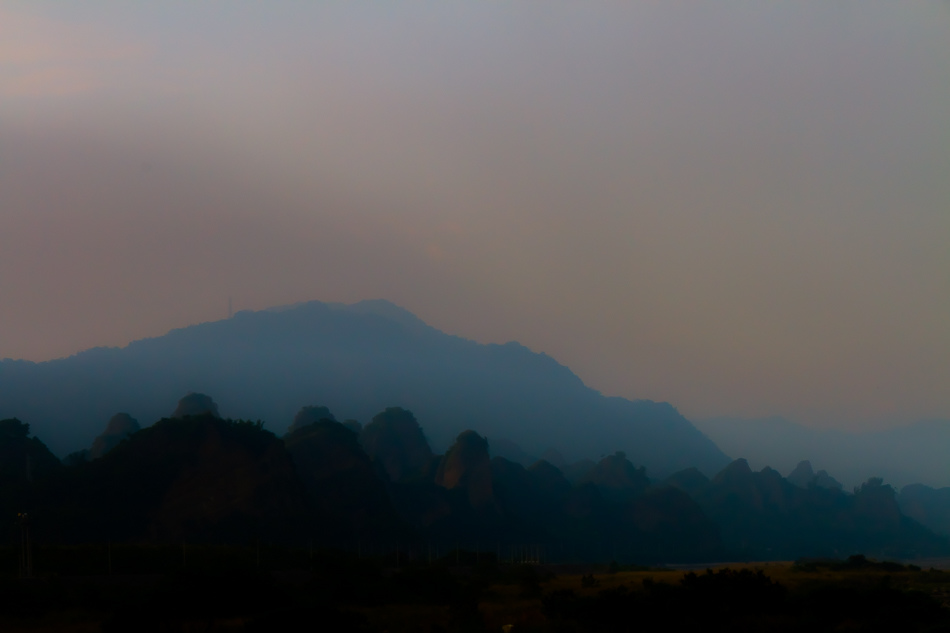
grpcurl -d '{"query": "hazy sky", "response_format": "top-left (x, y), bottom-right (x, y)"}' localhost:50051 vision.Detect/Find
top-left (2, 2), bottom-right (948, 431)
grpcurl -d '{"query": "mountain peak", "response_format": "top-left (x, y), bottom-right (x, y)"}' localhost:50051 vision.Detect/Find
top-left (0, 299), bottom-right (729, 477)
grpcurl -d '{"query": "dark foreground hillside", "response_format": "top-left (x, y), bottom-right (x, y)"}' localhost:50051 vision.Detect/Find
top-left (0, 299), bottom-right (729, 477)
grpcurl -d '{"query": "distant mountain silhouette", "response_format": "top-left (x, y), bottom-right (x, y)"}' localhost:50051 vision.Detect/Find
top-left (89, 413), bottom-right (141, 459)
top-left (786, 460), bottom-right (843, 491)
top-left (171, 393), bottom-right (221, 419)
top-left (899, 484), bottom-right (950, 538)
top-left (681, 459), bottom-right (947, 560)
top-left (695, 416), bottom-right (950, 488)
top-left (0, 300), bottom-right (729, 478)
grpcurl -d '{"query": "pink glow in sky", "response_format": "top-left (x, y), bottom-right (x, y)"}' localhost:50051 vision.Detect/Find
top-left (2, 2), bottom-right (949, 430)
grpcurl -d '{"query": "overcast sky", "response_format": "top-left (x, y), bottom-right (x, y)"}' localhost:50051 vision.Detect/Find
top-left (2, 1), bottom-right (948, 430)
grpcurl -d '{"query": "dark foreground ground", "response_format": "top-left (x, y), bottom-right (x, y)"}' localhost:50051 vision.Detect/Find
top-left (3, 546), bottom-right (950, 632)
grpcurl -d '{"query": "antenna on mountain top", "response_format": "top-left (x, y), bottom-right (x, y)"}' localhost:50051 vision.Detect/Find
top-left (228, 296), bottom-right (233, 319)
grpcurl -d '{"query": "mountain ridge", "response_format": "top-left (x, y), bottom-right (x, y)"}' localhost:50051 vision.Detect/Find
top-left (0, 299), bottom-right (729, 478)
top-left (695, 415), bottom-right (950, 489)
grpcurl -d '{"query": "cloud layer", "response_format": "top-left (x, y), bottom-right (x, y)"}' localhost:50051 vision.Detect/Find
top-left (2, 2), bottom-right (949, 429)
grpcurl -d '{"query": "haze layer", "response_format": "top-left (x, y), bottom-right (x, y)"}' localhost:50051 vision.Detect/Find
top-left (2, 2), bottom-right (948, 430)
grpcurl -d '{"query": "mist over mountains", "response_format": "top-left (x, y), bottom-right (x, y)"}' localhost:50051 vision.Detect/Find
top-left (0, 300), bottom-right (728, 478)
top-left (695, 416), bottom-right (950, 489)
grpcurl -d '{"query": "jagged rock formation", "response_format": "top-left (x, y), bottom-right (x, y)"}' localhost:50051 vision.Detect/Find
top-left (171, 393), bottom-right (220, 419)
top-left (813, 469), bottom-right (844, 491)
top-left (696, 415), bottom-right (950, 489)
top-left (787, 460), bottom-right (844, 491)
top-left (689, 459), bottom-right (945, 559)
top-left (361, 407), bottom-right (435, 483)
top-left (89, 413), bottom-right (140, 459)
top-left (787, 460), bottom-right (816, 488)
top-left (287, 405), bottom-right (335, 435)
top-left (0, 408), bottom-right (945, 562)
top-left (284, 419), bottom-right (404, 538)
top-left (580, 451), bottom-right (650, 500)
top-left (852, 477), bottom-right (903, 534)
top-left (435, 430), bottom-right (495, 511)
top-left (31, 415), bottom-right (312, 543)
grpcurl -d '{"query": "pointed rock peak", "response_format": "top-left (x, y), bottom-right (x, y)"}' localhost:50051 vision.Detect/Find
top-left (361, 407), bottom-right (434, 483)
top-left (713, 458), bottom-right (753, 485)
top-left (90, 413), bottom-right (140, 459)
top-left (438, 431), bottom-right (490, 487)
top-left (435, 430), bottom-right (494, 509)
top-left (582, 451), bottom-right (650, 492)
top-left (288, 405), bottom-right (336, 435)
top-left (103, 413), bottom-right (140, 437)
top-left (759, 466), bottom-right (783, 482)
top-left (727, 458), bottom-right (752, 473)
top-left (814, 469), bottom-right (844, 491)
top-left (172, 393), bottom-right (220, 419)
top-left (787, 460), bottom-right (816, 488)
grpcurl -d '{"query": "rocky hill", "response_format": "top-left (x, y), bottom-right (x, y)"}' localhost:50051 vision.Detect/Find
top-left (0, 300), bottom-right (729, 478)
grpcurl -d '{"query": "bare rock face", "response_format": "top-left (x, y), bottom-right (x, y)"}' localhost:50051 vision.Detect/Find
top-left (435, 430), bottom-right (495, 510)
top-left (172, 393), bottom-right (220, 419)
top-left (813, 469), bottom-right (843, 491)
top-left (787, 460), bottom-right (816, 488)
top-left (284, 419), bottom-right (402, 538)
top-left (581, 451), bottom-right (650, 499)
top-left (360, 408), bottom-right (434, 483)
top-left (853, 477), bottom-right (902, 533)
top-left (788, 460), bottom-right (843, 491)
top-left (89, 413), bottom-right (141, 459)
top-left (287, 406), bottom-right (335, 435)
